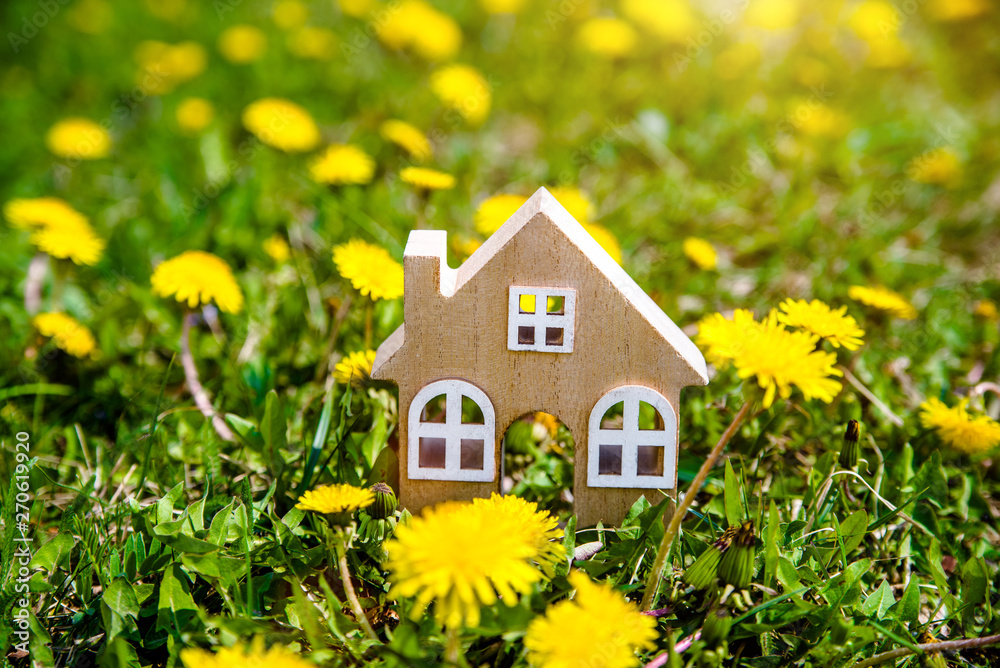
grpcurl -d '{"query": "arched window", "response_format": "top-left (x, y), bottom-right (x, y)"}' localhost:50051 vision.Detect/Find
top-left (408, 379), bottom-right (496, 482)
top-left (587, 386), bottom-right (677, 489)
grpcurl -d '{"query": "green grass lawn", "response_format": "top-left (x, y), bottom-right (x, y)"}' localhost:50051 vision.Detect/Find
top-left (1, 0), bottom-right (999, 666)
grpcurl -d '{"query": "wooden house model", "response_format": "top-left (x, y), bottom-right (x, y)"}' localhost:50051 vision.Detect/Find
top-left (372, 188), bottom-right (708, 526)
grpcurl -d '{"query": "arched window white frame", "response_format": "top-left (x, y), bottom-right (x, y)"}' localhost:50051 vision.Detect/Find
top-left (587, 386), bottom-right (677, 489)
top-left (408, 379), bottom-right (496, 482)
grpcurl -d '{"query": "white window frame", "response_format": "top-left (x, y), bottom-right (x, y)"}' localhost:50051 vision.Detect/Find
top-left (586, 386), bottom-right (677, 489)
top-left (507, 286), bottom-right (576, 353)
top-left (408, 379), bottom-right (496, 482)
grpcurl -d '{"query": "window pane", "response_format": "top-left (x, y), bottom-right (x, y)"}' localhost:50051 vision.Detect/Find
top-left (637, 445), bottom-right (664, 476)
top-left (518, 326), bottom-right (535, 344)
top-left (600, 401), bottom-right (624, 429)
top-left (460, 439), bottom-right (485, 470)
top-left (546, 295), bottom-right (564, 314)
top-left (638, 401), bottom-right (664, 430)
top-left (418, 437), bottom-right (447, 468)
top-left (420, 394), bottom-right (447, 423)
top-left (519, 294), bottom-right (535, 313)
top-left (598, 444), bottom-right (622, 475)
top-left (545, 327), bottom-right (564, 346)
top-left (462, 395), bottom-right (484, 424)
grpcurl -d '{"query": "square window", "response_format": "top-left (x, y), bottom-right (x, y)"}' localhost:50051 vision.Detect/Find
top-left (546, 295), bottom-right (564, 314)
top-left (519, 294), bottom-right (536, 313)
top-left (460, 439), bottom-right (485, 470)
top-left (508, 287), bottom-right (575, 353)
top-left (637, 445), bottom-right (664, 476)
top-left (598, 444), bottom-right (622, 475)
top-left (518, 326), bottom-right (535, 345)
top-left (418, 437), bottom-right (447, 469)
top-left (545, 327), bottom-right (564, 346)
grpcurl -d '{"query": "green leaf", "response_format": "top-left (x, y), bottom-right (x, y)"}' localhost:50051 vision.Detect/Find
top-left (102, 577), bottom-right (139, 621)
top-left (156, 563), bottom-right (198, 632)
top-left (861, 580), bottom-right (894, 620)
top-left (839, 509), bottom-right (868, 561)
top-left (894, 578), bottom-right (920, 623)
top-left (30, 532), bottom-right (74, 573)
top-left (207, 500), bottom-right (235, 546)
top-left (765, 501), bottom-right (780, 589)
top-left (910, 451), bottom-right (947, 508)
top-left (225, 413), bottom-right (265, 452)
top-left (822, 558), bottom-right (870, 608)
top-left (960, 556), bottom-right (989, 630)
top-left (725, 458), bottom-right (742, 527)
top-left (262, 389), bottom-right (288, 481)
top-left (359, 409), bottom-right (389, 469)
top-left (156, 483), bottom-right (185, 525)
top-left (144, 516), bottom-right (221, 554)
top-left (776, 557), bottom-right (802, 591)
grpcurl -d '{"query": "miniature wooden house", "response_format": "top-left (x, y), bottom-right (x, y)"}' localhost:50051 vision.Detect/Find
top-left (372, 188), bottom-right (708, 526)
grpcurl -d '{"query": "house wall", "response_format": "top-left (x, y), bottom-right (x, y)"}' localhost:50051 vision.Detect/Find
top-left (391, 212), bottom-right (696, 525)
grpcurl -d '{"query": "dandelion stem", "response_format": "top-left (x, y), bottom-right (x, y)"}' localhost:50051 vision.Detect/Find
top-left (444, 626), bottom-right (461, 664)
top-left (337, 548), bottom-right (379, 643)
top-left (180, 311), bottom-right (235, 442)
top-left (850, 633), bottom-right (1000, 668)
top-left (640, 400), bottom-right (752, 611)
top-left (25, 252), bottom-right (47, 314)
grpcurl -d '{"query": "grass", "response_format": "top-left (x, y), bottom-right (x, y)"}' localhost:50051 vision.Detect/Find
top-left (1, 0), bottom-right (1000, 666)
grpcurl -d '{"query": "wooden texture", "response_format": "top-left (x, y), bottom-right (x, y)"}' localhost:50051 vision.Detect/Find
top-left (372, 188), bottom-right (707, 526)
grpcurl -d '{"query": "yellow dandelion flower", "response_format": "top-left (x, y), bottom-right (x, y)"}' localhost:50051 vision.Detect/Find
top-left (334, 350), bottom-right (377, 385)
top-left (30, 221), bottom-right (105, 266)
top-left (180, 639), bottom-right (314, 668)
top-left (263, 234), bottom-right (290, 263)
top-left (777, 299), bottom-right (866, 350)
top-left (134, 41), bottom-right (207, 95)
top-left (310, 144), bottom-right (376, 186)
top-left (479, 0), bottom-right (526, 13)
top-left (45, 118), bottom-right (110, 160)
top-left (4, 197), bottom-right (88, 231)
top-left (400, 166), bottom-right (455, 190)
top-left (430, 64), bottom-right (491, 125)
top-left (848, 285), bottom-right (917, 320)
top-left (380, 119), bottom-right (432, 161)
top-left (534, 412), bottom-right (560, 438)
top-left (974, 299), bottom-right (999, 321)
top-left (682, 237), bottom-right (717, 270)
top-left (927, 0), bottom-right (988, 21)
top-left (906, 147), bottom-right (961, 186)
top-left (384, 494), bottom-right (562, 628)
top-left (242, 98), bottom-right (320, 153)
top-left (151, 250), bottom-right (244, 314)
top-left (743, 0), bottom-right (801, 29)
top-left (287, 27), bottom-right (337, 60)
top-left (919, 398), bottom-right (1000, 454)
top-left (376, 0), bottom-right (462, 61)
top-left (695, 308), bottom-right (759, 368)
top-left (175, 98), bottom-right (214, 135)
top-left (33, 312), bottom-right (97, 359)
top-left (338, 0), bottom-right (375, 17)
top-left (577, 18), bottom-right (638, 58)
top-left (621, 0), bottom-right (697, 42)
top-left (849, 1), bottom-right (901, 42)
top-left (524, 571), bottom-right (657, 668)
top-left (471, 494), bottom-right (564, 571)
top-left (332, 239), bottom-right (404, 301)
top-left (272, 0), bottom-right (309, 29)
top-left (296, 483), bottom-right (375, 514)
top-left (583, 222), bottom-right (622, 264)
top-left (789, 102), bottom-right (848, 137)
top-left (549, 186), bottom-right (594, 223)
top-left (732, 312), bottom-right (843, 408)
top-left (218, 25), bottom-right (267, 64)
top-left (475, 193), bottom-right (528, 235)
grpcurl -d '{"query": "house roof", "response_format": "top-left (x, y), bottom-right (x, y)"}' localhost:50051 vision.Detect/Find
top-left (373, 187), bottom-right (708, 385)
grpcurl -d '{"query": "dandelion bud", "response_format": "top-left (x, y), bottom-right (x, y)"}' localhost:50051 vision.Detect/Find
top-left (701, 608), bottom-right (733, 647)
top-left (370, 482), bottom-right (398, 520)
top-left (717, 520), bottom-right (755, 589)
top-left (839, 419), bottom-right (861, 469)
